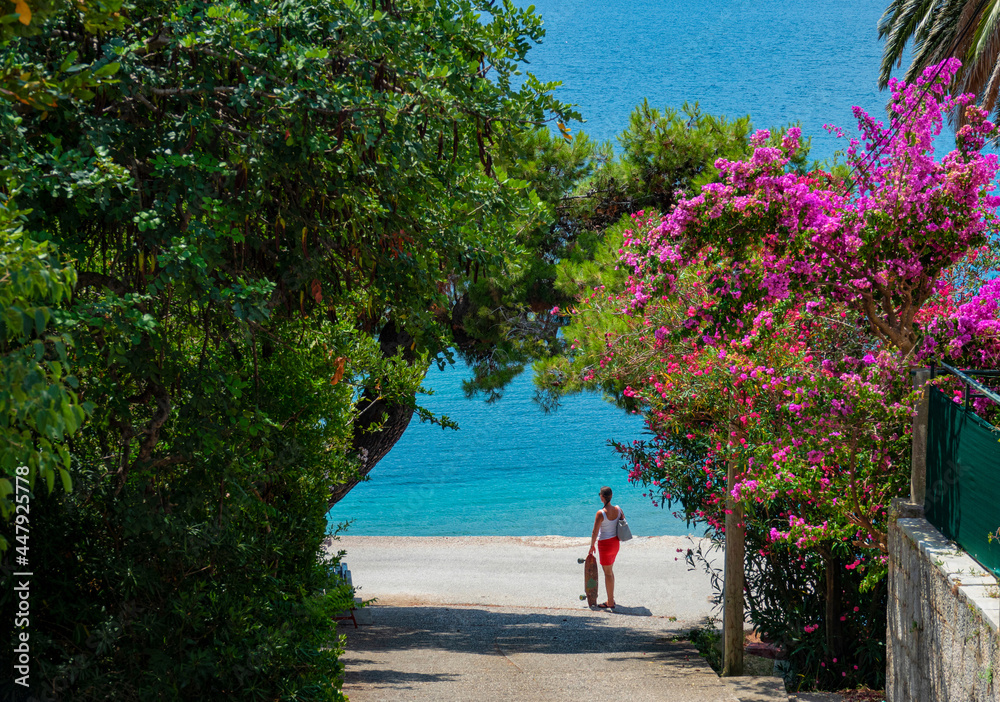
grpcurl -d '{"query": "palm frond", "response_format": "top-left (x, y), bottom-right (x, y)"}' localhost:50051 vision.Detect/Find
top-left (968, 17), bottom-right (1000, 121)
top-left (942, 0), bottom-right (988, 88)
top-left (909, 0), bottom-right (969, 77)
top-left (911, 0), bottom-right (981, 107)
top-left (978, 56), bottom-right (1000, 115)
top-left (961, 0), bottom-right (1000, 84)
top-left (882, 0), bottom-right (1000, 130)
top-left (879, 0), bottom-right (942, 87)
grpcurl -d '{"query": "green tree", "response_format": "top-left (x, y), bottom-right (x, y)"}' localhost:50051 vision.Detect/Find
top-left (452, 126), bottom-right (596, 400)
top-left (0, 0), bottom-right (576, 697)
top-left (0, 0), bottom-right (126, 108)
top-left (530, 103), bottom-right (803, 411)
top-left (453, 102), bottom-right (772, 401)
top-left (2, 0), bottom-right (575, 501)
top-left (569, 101), bottom-right (755, 232)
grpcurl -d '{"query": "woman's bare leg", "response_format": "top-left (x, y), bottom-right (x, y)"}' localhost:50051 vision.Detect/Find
top-left (601, 564), bottom-right (615, 606)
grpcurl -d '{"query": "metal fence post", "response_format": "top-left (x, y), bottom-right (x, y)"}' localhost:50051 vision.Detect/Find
top-left (911, 369), bottom-right (930, 507)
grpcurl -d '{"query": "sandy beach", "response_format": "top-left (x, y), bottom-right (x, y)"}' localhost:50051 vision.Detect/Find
top-left (331, 534), bottom-right (720, 621)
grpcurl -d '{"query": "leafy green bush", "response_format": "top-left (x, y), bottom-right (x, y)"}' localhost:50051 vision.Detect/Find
top-left (689, 626), bottom-right (723, 673)
top-left (20, 463), bottom-right (352, 701)
top-left (1, 0), bottom-right (578, 696)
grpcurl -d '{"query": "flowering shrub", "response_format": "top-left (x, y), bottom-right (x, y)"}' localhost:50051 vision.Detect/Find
top-left (544, 60), bottom-right (1000, 689)
top-left (625, 58), bottom-right (999, 357)
top-left (921, 273), bottom-right (1000, 367)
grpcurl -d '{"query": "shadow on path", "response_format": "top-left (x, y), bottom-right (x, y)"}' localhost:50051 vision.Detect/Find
top-left (598, 604), bottom-right (652, 617)
top-left (345, 604), bottom-right (697, 656)
top-left (341, 604), bottom-right (725, 701)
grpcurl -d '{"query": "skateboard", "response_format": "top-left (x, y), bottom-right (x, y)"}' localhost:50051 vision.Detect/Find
top-left (579, 554), bottom-right (599, 606)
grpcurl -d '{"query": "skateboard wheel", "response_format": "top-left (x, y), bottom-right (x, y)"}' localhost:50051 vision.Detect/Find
top-left (579, 594), bottom-right (586, 600)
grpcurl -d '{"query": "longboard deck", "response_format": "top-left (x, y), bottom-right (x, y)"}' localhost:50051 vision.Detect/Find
top-left (584, 554), bottom-right (599, 606)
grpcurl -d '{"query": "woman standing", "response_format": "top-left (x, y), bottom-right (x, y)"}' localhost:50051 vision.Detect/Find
top-left (588, 486), bottom-right (622, 609)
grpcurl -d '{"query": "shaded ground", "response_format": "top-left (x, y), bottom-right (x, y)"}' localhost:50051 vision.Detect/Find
top-left (334, 535), bottom-right (868, 701)
top-left (342, 603), bottom-right (740, 702)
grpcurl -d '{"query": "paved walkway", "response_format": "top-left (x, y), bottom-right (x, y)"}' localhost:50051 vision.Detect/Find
top-left (336, 535), bottom-right (745, 701)
top-left (341, 603), bottom-right (741, 702)
top-left (335, 535), bottom-right (848, 702)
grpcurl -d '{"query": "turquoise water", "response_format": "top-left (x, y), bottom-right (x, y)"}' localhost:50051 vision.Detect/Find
top-left (329, 1), bottom-right (954, 537)
top-left (327, 363), bottom-right (684, 537)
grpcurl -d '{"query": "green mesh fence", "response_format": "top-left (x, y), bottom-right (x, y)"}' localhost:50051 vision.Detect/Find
top-left (925, 386), bottom-right (1000, 577)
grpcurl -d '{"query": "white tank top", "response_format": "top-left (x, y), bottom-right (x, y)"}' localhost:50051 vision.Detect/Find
top-left (598, 506), bottom-right (621, 540)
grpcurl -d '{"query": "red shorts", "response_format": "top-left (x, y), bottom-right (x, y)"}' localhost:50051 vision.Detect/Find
top-left (597, 536), bottom-right (620, 565)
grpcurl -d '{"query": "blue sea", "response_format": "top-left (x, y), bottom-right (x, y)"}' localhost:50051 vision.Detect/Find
top-left (329, 0), bottom-right (954, 537)
top-left (328, 365), bottom-right (678, 537)
top-left (514, 0), bottom-right (912, 159)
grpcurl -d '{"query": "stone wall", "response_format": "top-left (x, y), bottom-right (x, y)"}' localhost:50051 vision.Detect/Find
top-left (888, 501), bottom-right (1000, 701)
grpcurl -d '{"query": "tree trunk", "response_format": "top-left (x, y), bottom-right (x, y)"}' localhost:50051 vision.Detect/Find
top-left (824, 549), bottom-right (843, 660)
top-left (723, 447), bottom-right (745, 677)
top-left (327, 320), bottom-right (420, 507)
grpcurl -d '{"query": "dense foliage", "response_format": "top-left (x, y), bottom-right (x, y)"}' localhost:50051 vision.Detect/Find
top-left (470, 101), bottom-right (767, 405)
top-left (541, 61), bottom-right (1000, 689)
top-left (0, 0), bottom-right (578, 698)
top-left (454, 101), bottom-right (772, 400)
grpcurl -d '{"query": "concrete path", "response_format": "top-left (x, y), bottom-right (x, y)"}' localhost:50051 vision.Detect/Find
top-left (334, 535), bottom-right (750, 701)
top-left (341, 603), bottom-right (741, 701)
top-left (333, 535), bottom-right (852, 701)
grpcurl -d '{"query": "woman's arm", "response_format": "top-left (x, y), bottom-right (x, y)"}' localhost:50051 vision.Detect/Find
top-left (588, 511), bottom-right (602, 555)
